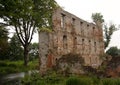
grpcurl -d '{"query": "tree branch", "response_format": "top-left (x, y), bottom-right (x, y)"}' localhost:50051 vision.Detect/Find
top-left (15, 25), bottom-right (24, 46)
top-left (28, 23), bottom-right (36, 44)
top-left (0, 22), bottom-right (9, 26)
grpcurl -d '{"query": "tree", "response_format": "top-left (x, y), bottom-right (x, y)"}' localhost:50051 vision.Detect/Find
top-left (0, 0), bottom-right (57, 66)
top-left (0, 26), bottom-right (9, 60)
top-left (92, 13), bottom-right (117, 49)
top-left (8, 34), bottom-right (24, 61)
top-left (29, 43), bottom-right (39, 60)
top-left (104, 24), bottom-right (117, 48)
top-left (106, 47), bottom-right (120, 57)
top-left (92, 13), bottom-right (104, 24)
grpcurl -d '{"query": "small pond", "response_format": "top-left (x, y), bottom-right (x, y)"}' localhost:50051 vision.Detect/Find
top-left (0, 70), bottom-right (38, 85)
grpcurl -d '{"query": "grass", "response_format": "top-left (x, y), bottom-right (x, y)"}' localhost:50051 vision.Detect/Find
top-left (21, 72), bottom-right (66, 85)
top-left (1, 59), bottom-right (120, 85)
top-left (101, 78), bottom-right (120, 85)
top-left (0, 59), bottom-right (39, 76)
top-left (21, 72), bottom-right (120, 85)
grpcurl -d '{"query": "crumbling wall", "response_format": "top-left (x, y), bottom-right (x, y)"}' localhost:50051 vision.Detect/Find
top-left (39, 8), bottom-right (104, 73)
top-left (54, 53), bottom-right (84, 75)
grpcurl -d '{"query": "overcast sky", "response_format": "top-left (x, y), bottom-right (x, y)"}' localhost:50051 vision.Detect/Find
top-left (55, 0), bottom-right (120, 48)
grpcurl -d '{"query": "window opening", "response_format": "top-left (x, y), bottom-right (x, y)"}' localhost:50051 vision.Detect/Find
top-left (61, 13), bottom-right (66, 28)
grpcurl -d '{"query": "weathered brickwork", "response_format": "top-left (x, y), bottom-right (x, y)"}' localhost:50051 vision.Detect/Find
top-left (39, 8), bottom-right (104, 73)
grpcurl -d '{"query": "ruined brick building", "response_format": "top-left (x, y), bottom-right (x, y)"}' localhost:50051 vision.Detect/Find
top-left (39, 8), bottom-right (104, 73)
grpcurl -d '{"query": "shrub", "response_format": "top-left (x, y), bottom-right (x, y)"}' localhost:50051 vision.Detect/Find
top-left (66, 77), bottom-right (92, 85)
top-left (0, 60), bottom-right (38, 75)
top-left (21, 72), bottom-right (45, 85)
top-left (66, 77), bottom-right (80, 85)
top-left (79, 78), bottom-right (92, 85)
top-left (101, 78), bottom-right (114, 85)
top-left (91, 76), bottom-right (100, 85)
top-left (114, 79), bottom-right (120, 85)
top-left (22, 71), bottom-right (64, 85)
top-left (0, 61), bottom-right (7, 66)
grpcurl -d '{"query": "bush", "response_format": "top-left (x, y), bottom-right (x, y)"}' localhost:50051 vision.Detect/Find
top-left (0, 61), bottom-right (7, 66)
top-left (22, 71), bottom-right (65, 85)
top-left (21, 74), bottom-right (120, 85)
top-left (101, 78), bottom-right (114, 85)
top-left (92, 76), bottom-right (100, 85)
top-left (66, 77), bottom-right (92, 85)
top-left (0, 60), bottom-right (38, 75)
top-left (114, 79), bottom-right (120, 85)
top-left (66, 77), bottom-right (80, 85)
top-left (80, 78), bottom-right (92, 85)
top-left (21, 72), bottom-right (45, 85)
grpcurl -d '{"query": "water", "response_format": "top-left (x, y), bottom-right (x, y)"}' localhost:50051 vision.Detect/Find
top-left (1, 78), bottom-right (22, 85)
top-left (0, 70), bottom-right (38, 85)
top-left (0, 72), bottom-right (24, 85)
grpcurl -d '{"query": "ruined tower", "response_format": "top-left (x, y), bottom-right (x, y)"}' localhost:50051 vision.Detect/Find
top-left (39, 8), bottom-right (104, 73)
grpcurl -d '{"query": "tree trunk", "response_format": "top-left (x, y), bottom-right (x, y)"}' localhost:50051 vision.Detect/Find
top-left (23, 45), bottom-right (29, 66)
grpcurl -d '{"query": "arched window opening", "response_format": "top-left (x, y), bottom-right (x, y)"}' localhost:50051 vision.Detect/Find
top-left (63, 35), bottom-right (67, 49)
top-left (61, 13), bottom-right (66, 28)
top-left (72, 18), bottom-right (75, 27)
top-left (94, 42), bottom-right (96, 52)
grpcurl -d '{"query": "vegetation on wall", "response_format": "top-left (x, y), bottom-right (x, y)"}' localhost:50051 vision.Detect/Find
top-left (54, 53), bottom-right (84, 76)
top-left (92, 13), bottom-right (104, 24)
top-left (40, 27), bottom-right (53, 33)
top-left (56, 54), bottom-right (84, 65)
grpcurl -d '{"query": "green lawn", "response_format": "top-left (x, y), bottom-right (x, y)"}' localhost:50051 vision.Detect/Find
top-left (0, 59), bottom-right (39, 76)
top-left (22, 73), bottom-right (120, 85)
top-left (1, 60), bottom-right (120, 85)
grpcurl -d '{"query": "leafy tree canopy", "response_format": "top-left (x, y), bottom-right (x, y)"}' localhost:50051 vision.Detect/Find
top-left (104, 24), bottom-right (117, 48)
top-left (106, 47), bottom-right (120, 57)
top-left (0, 26), bottom-right (9, 59)
top-left (29, 43), bottom-right (39, 60)
top-left (8, 34), bottom-right (24, 61)
top-left (0, 0), bottom-right (58, 66)
top-left (92, 13), bottom-right (118, 49)
top-left (92, 13), bottom-right (104, 24)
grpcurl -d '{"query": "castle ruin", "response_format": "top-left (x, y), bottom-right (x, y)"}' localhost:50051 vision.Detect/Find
top-left (39, 8), bottom-right (104, 74)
